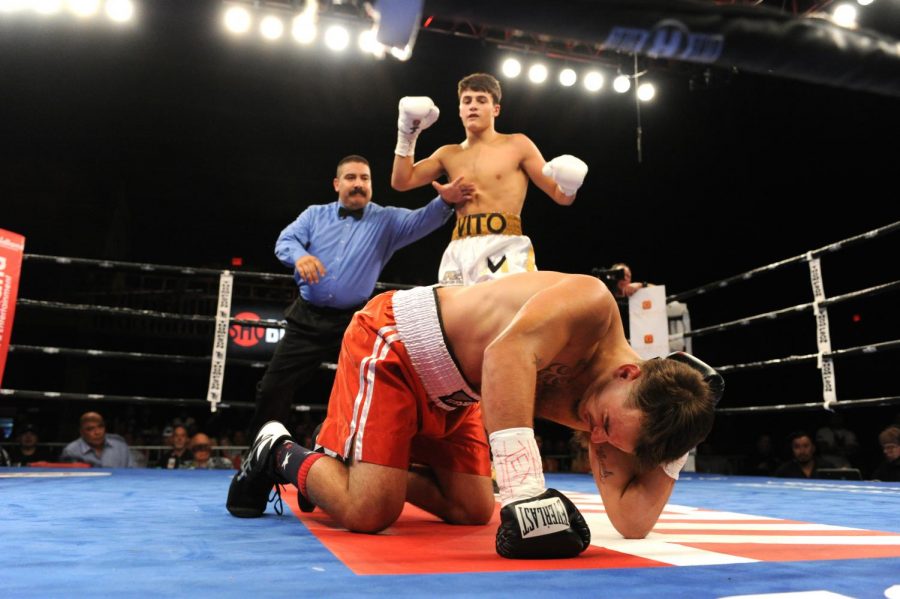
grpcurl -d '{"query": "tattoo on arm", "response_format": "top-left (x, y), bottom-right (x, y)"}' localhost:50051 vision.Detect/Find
top-left (596, 445), bottom-right (614, 480)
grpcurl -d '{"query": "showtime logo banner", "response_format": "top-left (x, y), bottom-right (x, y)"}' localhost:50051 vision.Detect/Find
top-left (228, 305), bottom-right (285, 358)
top-left (0, 229), bottom-right (25, 387)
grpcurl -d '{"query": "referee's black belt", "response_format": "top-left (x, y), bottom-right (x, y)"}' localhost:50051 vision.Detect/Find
top-left (299, 297), bottom-right (365, 316)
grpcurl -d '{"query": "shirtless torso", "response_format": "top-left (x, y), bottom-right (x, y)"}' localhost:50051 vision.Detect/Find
top-left (431, 133), bottom-right (538, 216)
top-left (436, 271), bottom-right (637, 432)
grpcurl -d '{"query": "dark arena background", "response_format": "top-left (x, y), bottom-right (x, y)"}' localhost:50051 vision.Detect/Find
top-left (1, 1), bottom-right (899, 596)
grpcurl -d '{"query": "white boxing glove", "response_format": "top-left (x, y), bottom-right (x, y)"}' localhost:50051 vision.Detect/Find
top-left (542, 154), bottom-right (588, 197)
top-left (395, 96), bottom-right (440, 157)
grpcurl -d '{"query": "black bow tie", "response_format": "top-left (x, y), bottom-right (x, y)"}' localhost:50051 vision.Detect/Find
top-left (338, 206), bottom-right (364, 220)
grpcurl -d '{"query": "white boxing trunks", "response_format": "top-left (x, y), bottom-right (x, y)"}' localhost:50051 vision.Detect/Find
top-left (438, 212), bottom-right (537, 286)
top-left (393, 285), bottom-right (481, 411)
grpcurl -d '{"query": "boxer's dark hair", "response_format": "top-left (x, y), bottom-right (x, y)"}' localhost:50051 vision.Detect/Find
top-left (458, 73), bottom-right (502, 104)
top-left (629, 359), bottom-right (715, 471)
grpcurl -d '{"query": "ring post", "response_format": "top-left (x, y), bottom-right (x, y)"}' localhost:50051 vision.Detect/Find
top-left (807, 253), bottom-right (837, 410)
top-left (207, 271), bottom-right (234, 413)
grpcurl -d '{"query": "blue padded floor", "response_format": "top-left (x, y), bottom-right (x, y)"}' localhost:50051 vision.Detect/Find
top-left (1, 468), bottom-right (899, 598)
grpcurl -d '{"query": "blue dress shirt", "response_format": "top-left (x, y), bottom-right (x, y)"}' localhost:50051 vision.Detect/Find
top-left (60, 433), bottom-right (136, 468)
top-left (275, 196), bottom-right (453, 309)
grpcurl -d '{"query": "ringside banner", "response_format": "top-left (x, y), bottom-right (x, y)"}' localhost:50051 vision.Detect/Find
top-left (0, 229), bottom-right (25, 387)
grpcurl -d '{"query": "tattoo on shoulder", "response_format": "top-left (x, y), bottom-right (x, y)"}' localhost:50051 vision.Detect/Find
top-left (536, 359), bottom-right (587, 390)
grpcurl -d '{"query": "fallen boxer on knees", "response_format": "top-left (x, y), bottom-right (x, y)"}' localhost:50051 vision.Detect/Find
top-left (227, 271), bottom-right (722, 559)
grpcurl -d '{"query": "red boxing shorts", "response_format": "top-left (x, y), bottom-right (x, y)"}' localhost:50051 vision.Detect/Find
top-left (316, 288), bottom-right (491, 476)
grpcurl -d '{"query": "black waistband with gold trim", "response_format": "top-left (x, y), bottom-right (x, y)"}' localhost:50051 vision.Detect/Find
top-left (451, 213), bottom-right (522, 240)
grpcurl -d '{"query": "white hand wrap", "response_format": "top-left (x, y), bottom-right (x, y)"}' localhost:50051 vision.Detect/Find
top-left (662, 452), bottom-right (689, 480)
top-left (489, 427), bottom-right (546, 507)
top-left (395, 96), bottom-right (440, 157)
top-left (542, 154), bottom-right (588, 196)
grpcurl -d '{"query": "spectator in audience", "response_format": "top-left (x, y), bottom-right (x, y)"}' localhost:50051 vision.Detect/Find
top-left (161, 425), bottom-right (175, 450)
top-left (7, 423), bottom-right (51, 466)
top-left (171, 413), bottom-right (197, 438)
top-left (815, 413), bottom-right (859, 468)
top-left (609, 263), bottom-right (651, 299)
top-left (871, 425), bottom-right (900, 482)
top-left (162, 425), bottom-right (193, 469)
top-left (185, 433), bottom-right (233, 470)
top-left (743, 432), bottom-right (781, 476)
top-left (775, 431), bottom-right (836, 479)
top-left (60, 411), bottom-right (136, 468)
top-left (595, 262), bottom-right (653, 337)
top-left (0, 445), bottom-right (9, 467)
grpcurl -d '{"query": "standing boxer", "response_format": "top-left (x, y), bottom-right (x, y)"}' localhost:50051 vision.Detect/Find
top-left (390, 72), bottom-right (589, 286)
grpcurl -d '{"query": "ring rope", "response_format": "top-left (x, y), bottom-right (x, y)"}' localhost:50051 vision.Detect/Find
top-left (16, 298), bottom-right (288, 329)
top-left (713, 338), bottom-right (900, 373)
top-left (666, 220), bottom-right (900, 303)
top-left (15, 336), bottom-right (898, 376)
top-left (0, 388), bottom-right (328, 411)
top-left (22, 253), bottom-right (414, 291)
top-left (716, 395), bottom-right (900, 414)
top-left (6, 343), bottom-right (305, 370)
top-left (682, 279), bottom-right (900, 340)
top-left (18, 298), bottom-right (223, 324)
top-left (25, 279), bottom-right (898, 338)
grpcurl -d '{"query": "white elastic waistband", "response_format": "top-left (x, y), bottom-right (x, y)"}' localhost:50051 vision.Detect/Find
top-left (392, 286), bottom-right (480, 409)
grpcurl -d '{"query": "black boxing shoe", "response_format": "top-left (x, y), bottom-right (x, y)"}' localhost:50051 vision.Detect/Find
top-left (226, 421), bottom-right (292, 518)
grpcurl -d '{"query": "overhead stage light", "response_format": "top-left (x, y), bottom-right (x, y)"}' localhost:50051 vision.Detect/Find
top-left (259, 14), bottom-right (284, 41)
top-left (637, 82), bottom-right (656, 101)
top-left (34, 0), bottom-right (63, 15)
top-left (69, 0), bottom-right (100, 18)
top-left (324, 24), bottom-right (349, 51)
top-left (613, 74), bottom-right (631, 93)
top-left (358, 28), bottom-right (385, 57)
top-left (558, 68), bottom-right (577, 87)
top-left (528, 63), bottom-right (548, 84)
top-left (0, 0), bottom-right (26, 13)
top-left (501, 58), bottom-right (522, 78)
top-left (105, 0), bottom-right (134, 23)
top-left (832, 3), bottom-right (858, 27)
top-left (291, 13), bottom-right (316, 44)
top-left (584, 71), bottom-right (604, 92)
top-left (223, 5), bottom-right (251, 35)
